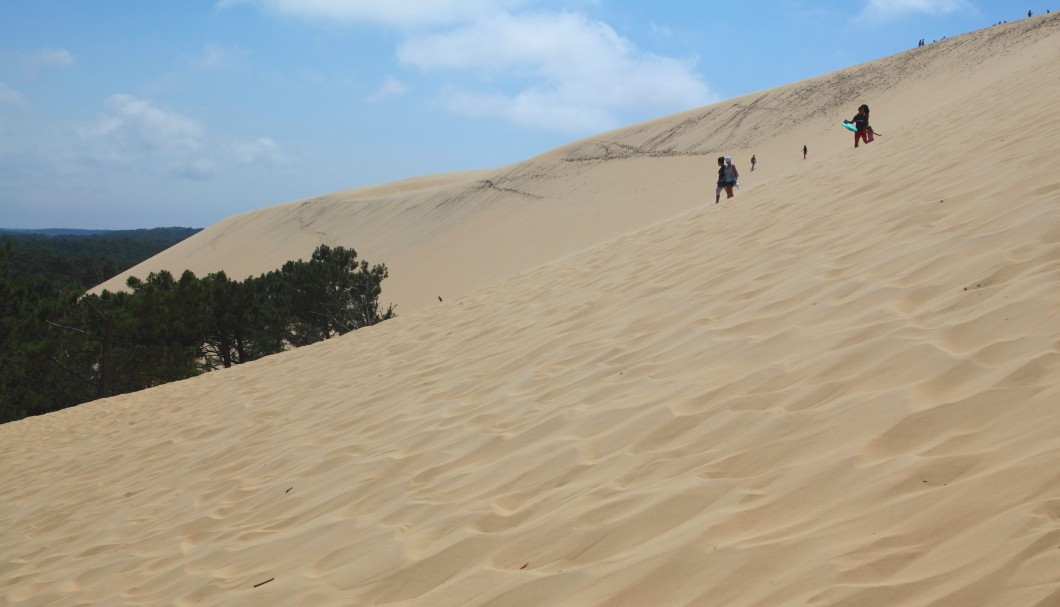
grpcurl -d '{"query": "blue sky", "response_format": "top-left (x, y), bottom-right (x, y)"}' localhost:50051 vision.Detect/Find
top-left (0, 0), bottom-right (1049, 229)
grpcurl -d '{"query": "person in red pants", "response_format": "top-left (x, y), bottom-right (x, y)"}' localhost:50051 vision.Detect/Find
top-left (844, 105), bottom-right (870, 148)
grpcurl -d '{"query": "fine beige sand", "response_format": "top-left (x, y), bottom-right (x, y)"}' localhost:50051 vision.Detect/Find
top-left (6, 14), bottom-right (1060, 606)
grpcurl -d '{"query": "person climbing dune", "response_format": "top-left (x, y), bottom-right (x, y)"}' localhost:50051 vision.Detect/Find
top-left (714, 156), bottom-right (735, 203)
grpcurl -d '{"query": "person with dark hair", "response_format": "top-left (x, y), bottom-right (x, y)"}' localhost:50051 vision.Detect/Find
top-left (844, 105), bottom-right (870, 148)
top-left (750, 154), bottom-right (756, 171)
top-left (715, 156), bottom-right (735, 203)
top-left (860, 104), bottom-right (875, 143)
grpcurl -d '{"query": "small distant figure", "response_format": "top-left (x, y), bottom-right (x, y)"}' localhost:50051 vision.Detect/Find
top-left (802, 145), bottom-right (807, 159)
top-left (714, 156), bottom-right (737, 203)
top-left (1028, 10), bottom-right (1033, 17)
top-left (750, 154), bottom-right (757, 171)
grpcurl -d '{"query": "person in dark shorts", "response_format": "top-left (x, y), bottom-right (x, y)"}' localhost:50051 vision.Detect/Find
top-left (715, 156), bottom-right (734, 203)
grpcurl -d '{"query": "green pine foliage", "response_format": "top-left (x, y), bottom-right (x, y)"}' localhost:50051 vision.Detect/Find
top-left (0, 243), bottom-right (395, 424)
top-left (0, 228), bottom-right (201, 288)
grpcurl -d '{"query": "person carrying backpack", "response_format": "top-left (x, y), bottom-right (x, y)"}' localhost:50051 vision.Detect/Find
top-left (724, 157), bottom-right (739, 190)
top-left (714, 156), bottom-right (736, 203)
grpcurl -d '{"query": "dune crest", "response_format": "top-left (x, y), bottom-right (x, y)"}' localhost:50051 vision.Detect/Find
top-left (94, 15), bottom-right (1059, 314)
top-left (6, 14), bottom-right (1060, 607)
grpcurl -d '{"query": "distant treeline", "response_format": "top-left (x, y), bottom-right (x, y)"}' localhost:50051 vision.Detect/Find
top-left (0, 227), bottom-right (201, 288)
top-left (0, 242), bottom-right (394, 424)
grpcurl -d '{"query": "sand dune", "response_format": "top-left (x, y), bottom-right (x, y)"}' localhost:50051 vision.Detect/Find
top-left (5, 13), bottom-right (1060, 607)
top-left (93, 15), bottom-right (1059, 315)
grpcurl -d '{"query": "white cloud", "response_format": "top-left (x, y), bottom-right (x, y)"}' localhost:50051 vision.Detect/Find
top-left (79, 94), bottom-right (214, 179)
top-left (859, 0), bottom-right (975, 21)
top-left (399, 12), bottom-right (714, 133)
top-left (195, 43), bottom-right (248, 70)
top-left (84, 94), bottom-right (203, 154)
top-left (234, 136), bottom-right (287, 167)
top-left (171, 158), bottom-right (218, 181)
top-left (648, 22), bottom-right (675, 40)
top-left (33, 47), bottom-right (76, 69)
top-left (0, 81), bottom-right (28, 108)
top-left (368, 76), bottom-right (409, 102)
top-left (219, 0), bottom-right (534, 28)
top-left (222, 1), bottom-right (714, 133)
top-left (76, 95), bottom-right (296, 182)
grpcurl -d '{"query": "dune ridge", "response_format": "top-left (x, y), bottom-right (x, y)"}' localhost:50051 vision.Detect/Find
top-left (5, 13), bottom-right (1060, 606)
top-left (93, 15), bottom-right (1059, 314)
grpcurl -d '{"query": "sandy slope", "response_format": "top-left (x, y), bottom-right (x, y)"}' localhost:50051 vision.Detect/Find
top-left (5, 13), bottom-right (1060, 607)
top-left (93, 15), bottom-right (1059, 315)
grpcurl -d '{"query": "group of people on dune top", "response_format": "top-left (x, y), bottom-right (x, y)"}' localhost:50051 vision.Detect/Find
top-left (714, 103), bottom-right (875, 204)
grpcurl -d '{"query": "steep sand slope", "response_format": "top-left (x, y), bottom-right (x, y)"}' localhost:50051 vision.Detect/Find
top-left (94, 16), bottom-right (1059, 314)
top-left (5, 14), bottom-right (1060, 607)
